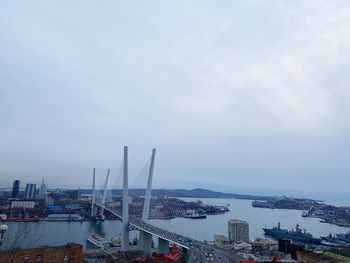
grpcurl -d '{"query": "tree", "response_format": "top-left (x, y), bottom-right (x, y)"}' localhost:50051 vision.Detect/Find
top-left (0, 223), bottom-right (42, 263)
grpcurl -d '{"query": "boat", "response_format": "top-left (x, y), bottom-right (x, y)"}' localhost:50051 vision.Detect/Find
top-left (89, 215), bottom-right (105, 221)
top-left (321, 241), bottom-right (336, 247)
top-left (87, 232), bottom-right (110, 248)
top-left (132, 237), bottom-right (138, 245)
top-left (210, 210), bottom-right (225, 215)
top-left (336, 232), bottom-right (350, 243)
top-left (263, 223), bottom-right (322, 244)
top-left (320, 241), bottom-right (345, 247)
top-left (183, 213), bottom-right (207, 219)
top-left (110, 240), bottom-right (121, 247)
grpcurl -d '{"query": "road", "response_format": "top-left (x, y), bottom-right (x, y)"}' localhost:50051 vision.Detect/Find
top-left (97, 202), bottom-right (243, 262)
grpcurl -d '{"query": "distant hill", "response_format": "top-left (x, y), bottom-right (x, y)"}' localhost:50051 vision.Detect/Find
top-left (76, 187), bottom-right (279, 200)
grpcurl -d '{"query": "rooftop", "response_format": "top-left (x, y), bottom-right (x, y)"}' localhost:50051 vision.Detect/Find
top-left (229, 219), bottom-right (248, 224)
top-left (214, 234), bottom-right (230, 241)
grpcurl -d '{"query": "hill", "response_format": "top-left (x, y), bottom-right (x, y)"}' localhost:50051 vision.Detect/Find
top-left (77, 188), bottom-right (278, 200)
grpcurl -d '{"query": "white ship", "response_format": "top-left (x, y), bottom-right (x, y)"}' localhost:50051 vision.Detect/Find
top-left (87, 232), bottom-right (110, 248)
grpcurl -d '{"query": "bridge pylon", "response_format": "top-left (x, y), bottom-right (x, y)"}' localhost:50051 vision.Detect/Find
top-left (91, 168), bottom-right (97, 216)
top-left (142, 148), bottom-right (156, 221)
top-left (99, 169), bottom-right (110, 216)
top-left (122, 146), bottom-right (130, 251)
top-left (139, 148), bottom-right (156, 254)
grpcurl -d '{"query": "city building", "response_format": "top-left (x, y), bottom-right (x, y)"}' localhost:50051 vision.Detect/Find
top-left (0, 243), bottom-right (83, 263)
top-left (45, 197), bottom-right (54, 205)
top-left (25, 183), bottom-right (36, 199)
top-left (234, 241), bottom-right (252, 251)
top-left (286, 243), bottom-right (304, 261)
top-left (11, 180), bottom-right (20, 197)
top-left (11, 201), bottom-right (35, 209)
top-left (0, 203), bottom-right (10, 210)
top-left (65, 204), bottom-right (83, 210)
top-left (251, 238), bottom-right (274, 252)
top-left (46, 205), bottom-right (63, 213)
top-left (0, 189), bottom-right (11, 197)
top-left (228, 219), bottom-right (249, 243)
top-left (79, 194), bottom-right (92, 201)
top-left (278, 238), bottom-right (291, 253)
top-left (0, 214), bottom-right (7, 220)
top-left (48, 191), bottom-right (69, 200)
top-left (68, 189), bottom-right (80, 200)
top-left (214, 234), bottom-right (233, 249)
top-left (39, 178), bottom-right (47, 195)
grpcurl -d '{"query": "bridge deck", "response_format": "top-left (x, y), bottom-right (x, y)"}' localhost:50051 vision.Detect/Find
top-left (95, 202), bottom-right (242, 262)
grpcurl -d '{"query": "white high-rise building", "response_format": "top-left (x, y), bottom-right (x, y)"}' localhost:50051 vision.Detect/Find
top-left (228, 219), bottom-right (249, 243)
top-left (39, 178), bottom-right (47, 195)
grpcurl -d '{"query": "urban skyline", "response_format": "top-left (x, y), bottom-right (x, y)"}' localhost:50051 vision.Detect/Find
top-left (1, 176), bottom-right (349, 202)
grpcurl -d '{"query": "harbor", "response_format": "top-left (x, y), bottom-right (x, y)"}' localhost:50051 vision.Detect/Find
top-left (252, 197), bottom-right (350, 228)
top-left (2, 198), bottom-right (349, 250)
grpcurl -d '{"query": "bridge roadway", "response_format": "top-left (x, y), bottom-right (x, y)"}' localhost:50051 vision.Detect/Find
top-left (96, 202), bottom-right (243, 263)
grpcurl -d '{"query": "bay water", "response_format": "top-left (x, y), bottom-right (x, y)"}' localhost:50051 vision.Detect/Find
top-left (2, 198), bottom-right (350, 250)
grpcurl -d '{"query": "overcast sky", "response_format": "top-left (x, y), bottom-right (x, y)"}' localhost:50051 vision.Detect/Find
top-left (1, 1), bottom-right (350, 199)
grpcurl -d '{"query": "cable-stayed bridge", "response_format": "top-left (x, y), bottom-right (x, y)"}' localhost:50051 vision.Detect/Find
top-left (91, 146), bottom-right (242, 263)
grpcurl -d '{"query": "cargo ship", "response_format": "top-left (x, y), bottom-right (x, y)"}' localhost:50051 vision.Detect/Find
top-left (183, 213), bottom-right (207, 219)
top-left (263, 223), bottom-right (322, 244)
top-left (207, 205), bottom-right (229, 215)
top-left (87, 232), bottom-right (110, 248)
top-left (210, 210), bottom-right (225, 215)
top-left (0, 218), bottom-right (39, 222)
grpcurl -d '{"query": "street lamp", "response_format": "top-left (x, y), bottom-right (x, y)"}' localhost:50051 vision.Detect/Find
top-left (0, 224), bottom-right (8, 246)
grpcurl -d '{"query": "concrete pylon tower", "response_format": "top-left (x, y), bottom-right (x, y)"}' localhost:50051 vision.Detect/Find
top-left (139, 148), bottom-right (156, 254)
top-left (91, 168), bottom-right (96, 217)
top-left (122, 146), bottom-right (130, 251)
top-left (142, 148), bottom-right (156, 221)
top-left (99, 169), bottom-right (110, 216)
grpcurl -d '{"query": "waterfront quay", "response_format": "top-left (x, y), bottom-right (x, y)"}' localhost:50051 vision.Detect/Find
top-left (252, 197), bottom-right (350, 228)
top-left (0, 191), bottom-right (229, 222)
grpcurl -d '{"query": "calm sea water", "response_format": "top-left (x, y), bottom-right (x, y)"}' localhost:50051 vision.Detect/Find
top-left (2, 198), bottom-right (350, 250)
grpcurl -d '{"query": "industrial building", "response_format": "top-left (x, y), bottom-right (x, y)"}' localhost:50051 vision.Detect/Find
top-left (11, 201), bottom-right (35, 209)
